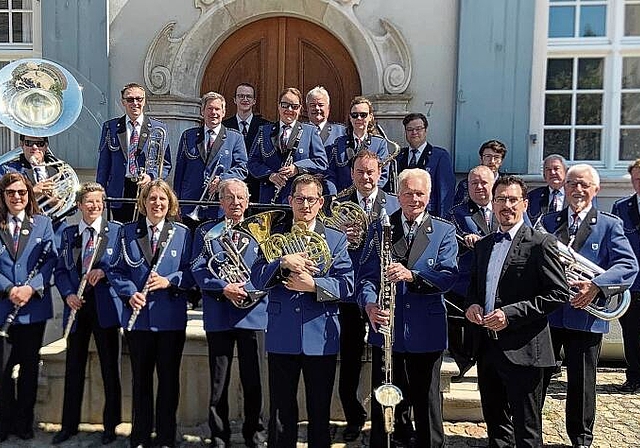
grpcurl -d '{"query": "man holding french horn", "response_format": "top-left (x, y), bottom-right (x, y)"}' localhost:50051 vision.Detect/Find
top-left (538, 164), bottom-right (638, 448)
top-left (191, 178), bottom-right (267, 448)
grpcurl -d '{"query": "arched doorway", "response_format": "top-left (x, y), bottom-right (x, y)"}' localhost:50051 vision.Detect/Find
top-left (201, 17), bottom-right (361, 123)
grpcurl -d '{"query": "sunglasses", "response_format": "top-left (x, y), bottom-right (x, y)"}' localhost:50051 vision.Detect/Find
top-left (123, 97), bottom-right (145, 103)
top-left (279, 101), bottom-right (301, 111)
top-left (350, 112), bottom-right (369, 119)
top-left (4, 189), bottom-right (28, 197)
top-left (23, 139), bottom-right (47, 148)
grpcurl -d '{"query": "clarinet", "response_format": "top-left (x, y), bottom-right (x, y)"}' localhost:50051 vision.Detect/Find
top-left (271, 126), bottom-right (304, 204)
top-left (126, 228), bottom-right (175, 331)
top-left (62, 235), bottom-right (104, 341)
top-left (0, 240), bottom-right (53, 338)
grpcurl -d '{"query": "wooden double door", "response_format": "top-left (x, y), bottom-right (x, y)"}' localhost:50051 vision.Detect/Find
top-left (201, 17), bottom-right (361, 124)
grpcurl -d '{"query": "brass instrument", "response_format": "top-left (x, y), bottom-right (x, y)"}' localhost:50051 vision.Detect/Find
top-left (374, 211), bottom-right (403, 437)
top-left (203, 220), bottom-right (266, 308)
top-left (186, 159), bottom-right (223, 222)
top-left (0, 58), bottom-right (83, 222)
top-left (238, 210), bottom-right (333, 276)
top-left (318, 200), bottom-right (369, 249)
top-left (132, 126), bottom-right (167, 221)
top-left (62, 234), bottom-right (104, 345)
top-left (126, 228), bottom-right (175, 331)
top-left (376, 124), bottom-right (402, 194)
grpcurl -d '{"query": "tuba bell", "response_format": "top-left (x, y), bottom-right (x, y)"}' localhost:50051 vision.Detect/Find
top-left (0, 58), bottom-right (82, 222)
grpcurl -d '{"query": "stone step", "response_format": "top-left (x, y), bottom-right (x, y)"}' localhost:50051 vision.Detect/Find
top-left (443, 365), bottom-right (484, 422)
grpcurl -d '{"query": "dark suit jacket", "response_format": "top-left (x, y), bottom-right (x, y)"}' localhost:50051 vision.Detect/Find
top-left (223, 114), bottom-right (271, 151)
top-left (612, 194), bottom-right (640, 292)
top-left (465, 225), bottom-right (569, 367)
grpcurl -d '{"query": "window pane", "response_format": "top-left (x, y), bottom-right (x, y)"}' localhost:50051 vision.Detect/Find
top-left (575, 129), bottom-right (601, 160)
top-left (12, 12), bottom-right (31, 43)
top-left (620, 129), bottom-right (640, 160)
top-left (13, 0), bottom-right (33, 8)
top-left (547, 59), bottom-right (573, 90)
top-left (544, 130), bottom-right (571, 159)
top-left (623, 57), bottom-right (640, 89)
top-left (545, 94), bottom-right (572, 125)
top-left (622, 93), bottom-right (640, 125)
top-left (577, 58), bottom-right (604, 89)
top-left (576, 93), bottom-right (602, 125)
top-left (549, 6), bottom-right (575, 38)
top-left (0, 127), bottom-right (12, 155)
top-left (0, 13), bottom-right (8, 43)
top-left (580, 5), bottom-right (606, 37)
top-left (625, 5), bottom-right (640, 36)
top-left (0, 1), bottom-right (8, 9)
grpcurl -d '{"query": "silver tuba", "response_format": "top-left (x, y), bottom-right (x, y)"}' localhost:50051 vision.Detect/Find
top-left (0, 58), bottom-right (82, 222)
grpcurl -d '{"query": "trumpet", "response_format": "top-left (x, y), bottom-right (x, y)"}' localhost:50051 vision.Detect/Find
top-left (132, 126), bottom-right (167, 221)
top-left (186, 159), bottom-right (223, 222)
top-left (204, 220), bottom-right (266, 309)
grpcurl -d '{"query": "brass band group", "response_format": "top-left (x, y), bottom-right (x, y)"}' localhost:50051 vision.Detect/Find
top-left (0, 77), bottom-right (639, 448)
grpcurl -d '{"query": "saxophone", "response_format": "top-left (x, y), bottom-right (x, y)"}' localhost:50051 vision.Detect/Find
top-left (374, 211), bottom-right (403, 436)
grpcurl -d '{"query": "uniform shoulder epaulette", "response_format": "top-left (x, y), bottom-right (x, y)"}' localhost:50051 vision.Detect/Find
top-left (172, 221), bottom-right (189, 231)
top-left (226, 127), bottom-right (242, 136)
top-left (109, 220), bottom-right (124, 227)
top-left (599, 210), bottom-right (623, 221)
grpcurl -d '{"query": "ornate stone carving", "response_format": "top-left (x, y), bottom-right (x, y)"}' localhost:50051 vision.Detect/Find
top-left (144, 22), bottom-right (184, 96)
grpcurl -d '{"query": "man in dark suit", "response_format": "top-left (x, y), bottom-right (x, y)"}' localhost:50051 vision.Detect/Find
top-left (527, 154), bottom-right (567, 221)
top-left (222, 83), bottom-right (271, 201)
top-left (464, 175), bottom-right (570, 448)
top-left (174, 91), bottom-right (248, 230)
top-left (445, 165), bottom-right (496, 381)
top-left (96, 82), bottom-right (172, 223)
top-left (394, 113), bottom-right (455, 217)
top-left (328, 150), bottom-right (399, 442)
top-left (52, 182), bottom-right (122, 446)
top-left (191, 178), bottom-right (267, 448)
top-left (539, 164), bottom-right (638, 448)
top-left (250, 174), bottom-right (354, 448)
top-left (359, 168), bottom-right (459, 448)
top-left (611, 159), bottom-right (640, 393)
top-left (454, 139), bottom-right (507, 205)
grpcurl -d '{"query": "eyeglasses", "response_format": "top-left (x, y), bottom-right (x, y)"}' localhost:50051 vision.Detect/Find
top-left (350, 112), bottom-right (369, 119)
top-left (123, 96), bottom-right (145, 103)
top-left (279, 101), bottom-right (301, 111)
top-left (4, 189), bottom-right (28, 197)
top-left (493, 196), bottom-right (523, 205)
top-left (292, 196), bottom-right (320, 205)
top-left (23, 139), bottom-right (47, 148)
top-left (221, 195), bottom-right (248, 202)
top-left (236, 94), bottom-right (254, 100)
top-left (405, 126), bottom-right (426, 133)
top-left (566, 180), bottom-right (595, 189)
top-left (482, 154), bottom-right (503, 161)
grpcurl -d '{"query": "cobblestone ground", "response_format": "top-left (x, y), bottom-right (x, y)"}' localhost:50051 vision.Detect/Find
top-left (7, 367), bottom-right (638, 447)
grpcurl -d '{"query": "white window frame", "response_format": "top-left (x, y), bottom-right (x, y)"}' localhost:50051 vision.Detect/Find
top-left (529, 0), bottom-right (640, 177)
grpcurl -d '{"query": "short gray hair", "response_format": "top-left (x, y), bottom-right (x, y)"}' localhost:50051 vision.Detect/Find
top-left (306, 86), bottom-right (330, 105)
top-left (542, 154), bottom-right (567, 171)
top-left (468, 165), bottom-right (494, 181)
top-left (398, 168), bottom-right (431, 197)
top-left (219, 178), bottom-right (250, 199)
top-left (567, 163), bottom-right (600, 187)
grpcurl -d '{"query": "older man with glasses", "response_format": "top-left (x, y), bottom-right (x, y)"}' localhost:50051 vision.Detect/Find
top-left (248, 87), bottom-right (327, 204)
top-left (96, 82), bottom-right (172, 223)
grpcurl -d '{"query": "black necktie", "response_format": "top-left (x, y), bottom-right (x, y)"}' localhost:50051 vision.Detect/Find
top-left (408, 148), bottom-right (418, 168)
top-left (569, 213), bottom-right (580, 236)
top-left (550, 189), bottom-right (559, 212)
top-left (280, 125), bottom-right (290, 152)
top-left (494, 231), bottom-right (512, 243)
top-left (240, 121), bottom-right (248, 137)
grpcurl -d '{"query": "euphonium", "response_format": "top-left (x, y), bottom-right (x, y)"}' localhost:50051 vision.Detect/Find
top-left (238, 210), bottom-right (333, 276)
top-left (132, 126), bottom-right (166, 221)
top-left (318, 199), bottom-right (369, 249)
top-left (374, 211), bottom-right (403, 436)
top-left (203, 220), bottom-right (266, 309)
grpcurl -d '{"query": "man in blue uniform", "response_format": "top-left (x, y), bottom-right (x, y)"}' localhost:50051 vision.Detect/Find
top-left (96, 82), bottom-right (171, 222)
top-left (305, 86), bottom-right (346, 147)
top-left (358, 168), bottom-right (459, 448)
top-left (250, 174), bottom-right (353, 447)
top-left (539, 164), bottom-right (638, 448)
top-left (174, 91), bottom-right (248, 229)
top-left (192, 179), bottom-right (267, 447)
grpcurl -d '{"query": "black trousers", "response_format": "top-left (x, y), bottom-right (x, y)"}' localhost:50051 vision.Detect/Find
top-left (542, 327), bottom-right (602, 447)
top-left (0, 321), bottom-right (46, 436)
top-left (477, 336), bottom-right (545, 448)
top-left (369, 347), bottom-right (444, 448)
top-left (60, 292), bottom-right (122, 433)
top-left (109, 178), bottom-right (137, 223)
top-left (445, 292), bottom-right (476, 365)
top-left (267, 353), bottom-right (337, 448)
top-left (126, 330), bottom-right (186, 448)
top-left (619, 292), bottom-right (640, 382)
top-left (337, 303), bottom-right (367, 427)
top-left (206, 329), bottom-right (264, 443)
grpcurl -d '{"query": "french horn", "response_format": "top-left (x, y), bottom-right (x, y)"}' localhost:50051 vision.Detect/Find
top-left (0, 58), bottom-right (83, 222)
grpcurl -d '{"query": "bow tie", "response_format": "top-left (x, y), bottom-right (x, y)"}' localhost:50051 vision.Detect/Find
top-left (494, 231), bottom-right (512, 243)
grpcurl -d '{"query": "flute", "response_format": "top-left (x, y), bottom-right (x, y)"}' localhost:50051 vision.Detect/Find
top-left (62, 234), bottom-right (104, 341)
top-left (0, 240), bottom-right (53, 338)
top-left (126, 228), bottom-right (175, 331)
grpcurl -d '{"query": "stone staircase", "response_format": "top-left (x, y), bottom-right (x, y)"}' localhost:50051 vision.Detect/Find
top-left (35, 310), bottom-right (483, 426)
